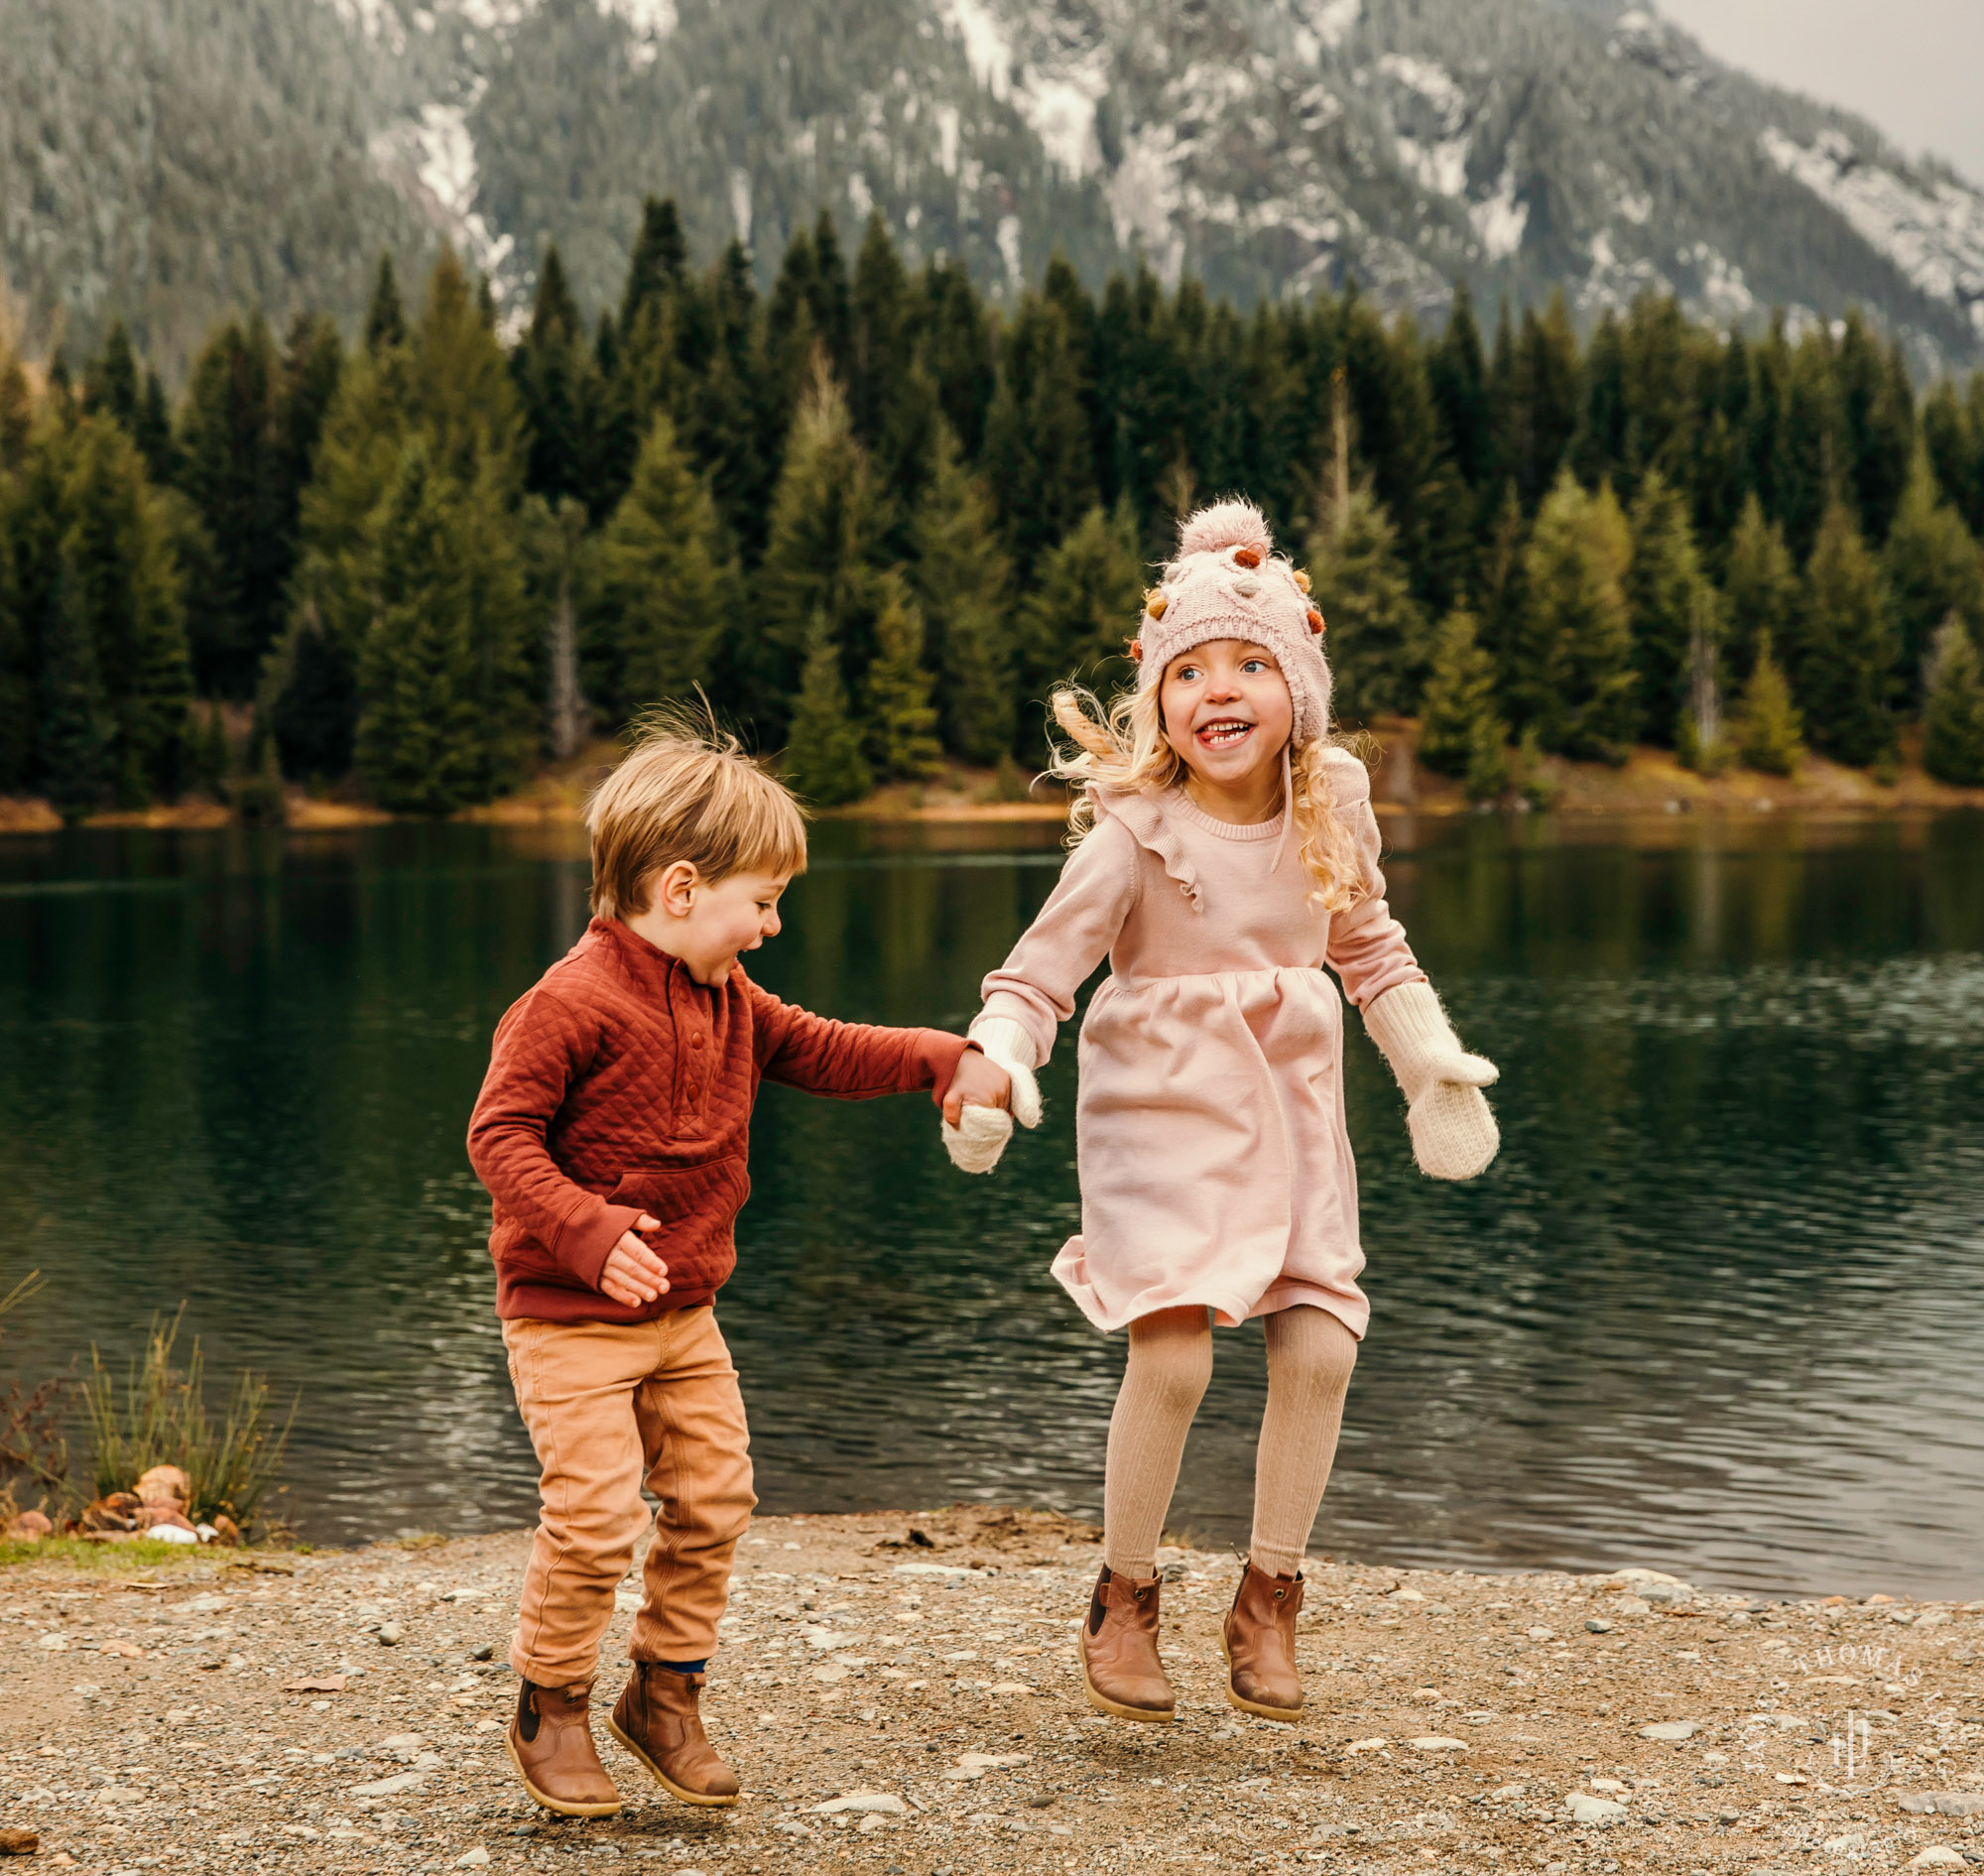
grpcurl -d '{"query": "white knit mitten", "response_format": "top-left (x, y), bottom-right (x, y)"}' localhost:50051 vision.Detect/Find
top-left (1361, 981), bottom-right (1500, 1181)
top-left (940, 1016), bottom-right (1043, 1175)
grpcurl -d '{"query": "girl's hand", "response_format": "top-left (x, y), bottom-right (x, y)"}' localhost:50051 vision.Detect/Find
top-left (942, 1017), bottom-right (1045, 1174)
top-left (599, 1214), bottom-right (670, 1306)
top-left (1362, 982), bottom-right (1501, 1181)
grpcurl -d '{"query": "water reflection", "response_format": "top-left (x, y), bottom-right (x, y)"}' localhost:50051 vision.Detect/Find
top-left (1, 811), bottom-right (1980, 1597)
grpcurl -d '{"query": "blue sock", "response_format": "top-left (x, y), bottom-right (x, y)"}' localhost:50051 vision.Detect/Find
top-left (658, 1658), bottom-right (707, 1676)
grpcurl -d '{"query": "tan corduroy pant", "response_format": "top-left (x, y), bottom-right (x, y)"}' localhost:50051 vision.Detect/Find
top-left (504, 1307), bottom-right (756, 1687)
top-left (1102, 1304), bottom-right (1357, 1580)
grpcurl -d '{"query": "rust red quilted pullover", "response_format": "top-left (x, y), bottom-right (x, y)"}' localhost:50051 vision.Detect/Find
top-left (467, 917), bottom-right (969, 1322)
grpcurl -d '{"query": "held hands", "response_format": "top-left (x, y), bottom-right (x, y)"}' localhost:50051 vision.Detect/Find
top-left (598, 1212), bottom-right (670, 1308)
top-left (1361, 981), bottom-right (1501, 1181)
top-left (941, 1017), bottom-right (1044, 1174)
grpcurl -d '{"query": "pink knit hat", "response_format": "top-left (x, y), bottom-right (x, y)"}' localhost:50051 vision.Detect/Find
top-left (1132, 498), bottom-right (1331, 747)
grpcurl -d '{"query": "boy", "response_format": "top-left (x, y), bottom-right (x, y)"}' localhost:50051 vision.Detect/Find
top-left (467, 718), bottom-right (1010, 1815)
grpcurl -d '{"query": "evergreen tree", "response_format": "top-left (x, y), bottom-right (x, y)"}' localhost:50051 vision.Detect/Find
top-left (178, 313), bottom-right (284, 695)
top-left (36, 563), bottom-right (108, 822)
top-left (514, 245), bottom-right (598, 509)
top-left (593, 415), bottom-right (734, 719)
top-left (134, 369), bottom-right (178, 485)
top-left (1306, 486), bottom-right (1427, 721)
top-left (267, 604), bottom-right (357, 781)
top-left (782, 613), bottom-right (872, 807)
top-left (0, 471), bottom-right (32, 791)
top-left (354, 442), bottom-right (486, 814)
top-left (1881, 449), bottom-right (1984, 693)
top-left (61, 419), bottom-right (192, 805)
top-left (1797, 502), bottom-right (1897, 765)
top-left (1734, 630), bottom-right (1804, 776)
top-left (865, 573), bottom-right (943, 782)
top-left (1922, 376), bottom-right (1984, 539)
top-left (982, 293), bottom-right (1098, 579)
top-left (1475, 479), bottom-right (1529, 704)
top-left (1721, 494), bottom-right (1799, 683)
top-left (1016, 500), bottom-right (1143, 726)
top-left (620, 197), bottom-right (687, 335)
top-left (365, 254), bottom-right (408, 354)
top-left (1511, 471), bottom-right (1638, 763)
top-left (82, 321), bottom-right (141, 431)
top-left (754, 356), bottom-right (891, 731)
top-left (1626, 469), bottom-right (1711, 746)
top-left (910, 423), bottom-right (1015, 762)
top-left (1417, 608), bottom-right (1509, 800)
top-left (1922, 615), bottom-right (1984, 786)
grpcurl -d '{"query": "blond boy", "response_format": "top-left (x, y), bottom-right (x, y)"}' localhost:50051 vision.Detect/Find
top-left (467, 720), bottom-right (1009, 1813)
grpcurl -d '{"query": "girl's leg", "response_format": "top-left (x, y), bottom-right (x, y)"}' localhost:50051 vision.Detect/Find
top-left (1080, 1306), bottom-right (1211, 1723)
top-left (1103, 1306), bottom-right (1214, 1577)
top-left (1250, 1305), bottom-right (1358, 1574)
top-left (1222, 1306), bottom-right (1356, 1721)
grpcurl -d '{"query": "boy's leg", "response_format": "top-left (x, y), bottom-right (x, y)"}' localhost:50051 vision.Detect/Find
top-left (607, 1306), bottom-right (756, 1805)
top-left (504, 1316), bottom-right (665, 1814)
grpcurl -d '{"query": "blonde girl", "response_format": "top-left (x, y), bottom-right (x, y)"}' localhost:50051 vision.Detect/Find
top-left (943, 499), bottom-right (1499, 1723)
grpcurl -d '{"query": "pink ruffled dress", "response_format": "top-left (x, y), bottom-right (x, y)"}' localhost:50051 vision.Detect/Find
top-left (978, 748), bottom-right (1426, 1340)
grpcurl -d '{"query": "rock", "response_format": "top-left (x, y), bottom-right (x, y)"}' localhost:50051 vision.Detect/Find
top-left (470, 1644), bottom-right (494, 1661)
top-left (36, 1633), bottom-right (67, 1652)
top-left (1900, 1795), bottom-right (1984, 1818)
top-left (1566, 1793), bottom-right (1628, 1823)
top-left (1528, 1626), bottom-right (1554, 1641)
top-left (135, 1464), bottom-right (191, 1506)
top-left (78, 1493), bottom-right (144, 1534)
top-left (0, 1827), bottom-right (39, 1854)
top-left (138, 1504), bottom-right (196, 1533)
top-left (376, 1622), bottom-right (404, 1645)
top-left (350, 1772), bottom-right (428, 1799)
top-left (149, 1524), bottom-right (198, 1545)
top-left (207, 1514), bottom-right (243, 1546)
top-left (1639, 1720), bottom-right (1702, 1741)
top-left (812, 1664), bottom-right (848, 1684)
top-left (1585, 1618), bottom-right (1615, 1634)
top-left (1410, 1737), bottom-right (1469, 1751)
top-left (454, 1852), bottom-right (490, 1868)
top-left (1489, 1784), bottom-right (1526, 1801)
top-left (987, 1682), bottom-right (1034, 1695)
top-left (1343, 1737), bottom-right (1388, 1754)
top-left (284, 1677), bottom-right (348, 1693)
top-left (1823, 1832), bottom-right (1868, 1853)
top-left (811, 1793), bottom-right (908, 1815)
top-left (1909, 1850), bottom-right (1965, 1868)
top-left (3, 1510), bottom-right (52, 1541)
top-left (1641, 1581), bottom-right (1693, 1607)
top-left (891, 1563), bottom-right (985, 1577)
top-left (1612, 1595), bottom-right (1653, 1616)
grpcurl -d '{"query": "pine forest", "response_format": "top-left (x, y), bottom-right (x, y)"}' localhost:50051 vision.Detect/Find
top-left (6, 200), bottom-right (1984, 818)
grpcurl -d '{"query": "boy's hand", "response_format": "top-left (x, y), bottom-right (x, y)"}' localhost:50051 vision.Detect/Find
top-left (599, 1214), bottom-right (669, 1308)
top-left (941, 1047), bottom-right (1012, 1127)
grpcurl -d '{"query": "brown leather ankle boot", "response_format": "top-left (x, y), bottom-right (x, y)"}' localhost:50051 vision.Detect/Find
top-left (609, 1663), bottom-right (741, 1807)
top-left (506, 1678), bottom-right (622, 1817)
top-left (1076, 1564), bottom-right (1177, 1723)
top-left (1222, 1561), bottom-right (1305, 1720)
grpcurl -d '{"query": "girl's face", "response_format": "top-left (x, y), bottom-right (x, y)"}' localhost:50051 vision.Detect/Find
top-left (1160, 639), bottom-right (1295, 789)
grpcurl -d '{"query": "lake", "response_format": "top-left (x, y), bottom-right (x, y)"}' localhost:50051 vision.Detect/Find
top-left (2, 808), bottom-right (1981, 1600)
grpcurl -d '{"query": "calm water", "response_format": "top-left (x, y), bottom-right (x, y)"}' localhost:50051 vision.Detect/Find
top-left (2, 810), bottom-right (1982, 1600)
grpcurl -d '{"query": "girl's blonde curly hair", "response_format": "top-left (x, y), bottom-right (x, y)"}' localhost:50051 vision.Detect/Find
top-left (1044, 681), bottom-right (1371, 915)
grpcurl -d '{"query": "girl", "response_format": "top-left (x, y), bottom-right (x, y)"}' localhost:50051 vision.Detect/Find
top-left (943, 499), bottom-right (1499, 1724)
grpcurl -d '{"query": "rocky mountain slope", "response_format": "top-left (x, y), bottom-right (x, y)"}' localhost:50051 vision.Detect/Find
top-left (5, 0), bottom-right (1983, 373)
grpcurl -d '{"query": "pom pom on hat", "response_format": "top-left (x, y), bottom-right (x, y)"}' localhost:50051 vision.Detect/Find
top-left (1177, 497), bottom-right (1274, 561)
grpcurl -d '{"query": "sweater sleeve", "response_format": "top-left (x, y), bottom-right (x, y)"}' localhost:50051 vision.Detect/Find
top-left (745, 976), bottom-right (970, 1105)
top-left (1319, 747), bottom-right (1428, 1011)
top-left (465, 985), bottom-right (644, 1293)
top-left (976, 814), bottom-right (1140, 1067)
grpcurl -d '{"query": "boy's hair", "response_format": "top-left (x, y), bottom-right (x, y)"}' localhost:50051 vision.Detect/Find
top-left (586, 704), bottom-right (808, 920)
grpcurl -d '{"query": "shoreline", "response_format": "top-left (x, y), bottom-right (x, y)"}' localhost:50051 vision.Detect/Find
top-left (5, 1505), bottom-right (1981, 1873)
top-left (5, 725), bottom-right (1983, 837)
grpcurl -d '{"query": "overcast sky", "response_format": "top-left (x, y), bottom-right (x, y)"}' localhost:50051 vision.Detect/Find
top-left (1657, 0), bottom-right (1984, 185)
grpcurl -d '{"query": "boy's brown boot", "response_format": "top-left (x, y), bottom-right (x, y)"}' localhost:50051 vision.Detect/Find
top-left (1077, 1564), bottom-right (1177, 1722)
top-left (1222, 1562), bottom-right (1304, 1721)
top-left (506, 1678), bottom-right (622, 1817)
top-left (609, 1663), bottom-right (741, 1806)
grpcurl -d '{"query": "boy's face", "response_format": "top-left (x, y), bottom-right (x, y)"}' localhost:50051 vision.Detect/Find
top-left (625, 864), bottom-right (792, 986)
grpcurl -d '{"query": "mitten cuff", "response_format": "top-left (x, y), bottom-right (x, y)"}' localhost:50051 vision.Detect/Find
top-left (967, 1014), bottom-right (1043, 1128)
top-left (1362, 981), bottom-right (1461, 1102)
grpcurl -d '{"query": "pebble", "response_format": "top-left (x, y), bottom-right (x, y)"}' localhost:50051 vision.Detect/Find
top-left (1566, 1793), bottom-right (1629, 1823)
top-left (1639, 1720), bottom-right (1701, 1741)
top-left (376, 1621), bottom-right (404, 1645)
top-left (1909, 1850), bottom-right (1966, 1868)
top-left (454, 1852), bottom-right (490, 1868)
top-left (812, 1793), bottom-right (908, 1815)
top-left (1901, 1794), bottom-right (1984, 1817)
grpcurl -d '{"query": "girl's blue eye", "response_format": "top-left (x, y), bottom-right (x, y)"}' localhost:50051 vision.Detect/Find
top-left (1243, 659), bottom-right (1268, 673)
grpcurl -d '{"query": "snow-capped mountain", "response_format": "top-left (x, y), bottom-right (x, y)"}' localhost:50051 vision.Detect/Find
top-left (7, 0), bottom-right (1983, 373)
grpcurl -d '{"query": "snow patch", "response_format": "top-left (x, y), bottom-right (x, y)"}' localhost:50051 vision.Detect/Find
top-left (1376, 54), bottom-right (1466, 128)
top-left (1107, 123), bottom-right (1187, 285)
top-left (1397, 133), bottom-right (1468, 198)
top-left (728, 167), bottom-right (753, 247)
top-left (847, 171), bottom-right (874, 220)
top-left (1761, 127), bottom-right (1984, 337)
top-left (1292, 0), bottom-right (1360, 60)
top-left (995, 212), bottom-right (1024, 291)
top-left (1470, 161), bottom-right (1527, 261)
top-left (369, 94), bottom-right (512, 284)
top-left (325, 0), bottom-right (405, 52)
top-left (933, 101), bottom-right (961, 178)
top-left (939, 0), bottom-right (1012, 100)
top-left (597, 0), bottom-right (674, 39)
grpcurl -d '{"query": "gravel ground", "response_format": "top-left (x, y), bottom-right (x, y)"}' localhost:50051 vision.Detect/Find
top-left (5, 1505), bottom-right (1983, 1874)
